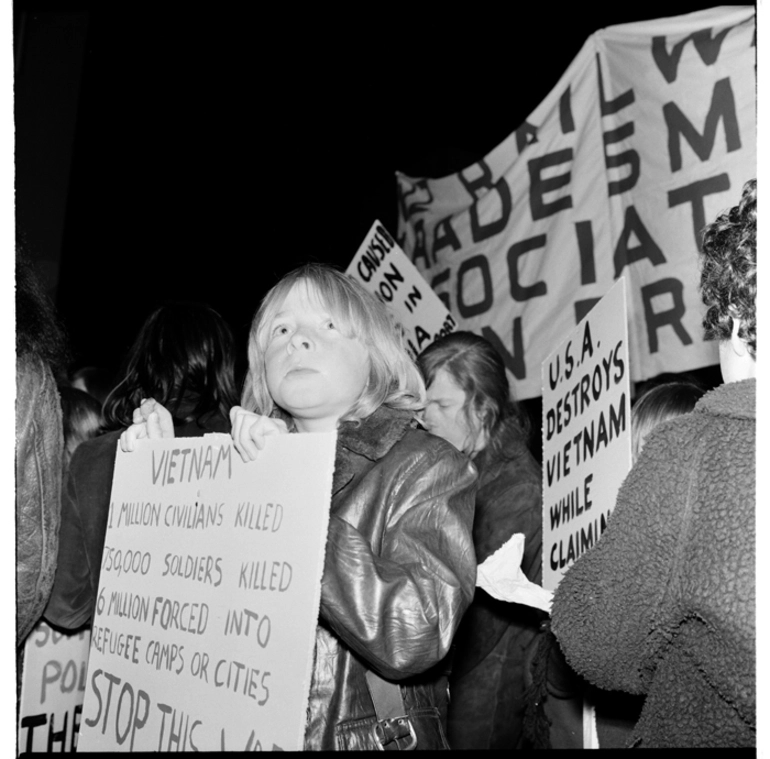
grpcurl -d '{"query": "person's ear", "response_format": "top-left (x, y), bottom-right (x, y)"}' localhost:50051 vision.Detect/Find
top-left (469, 408), bottom-right (489, 455)
top-left (730, 312), bottom-right (747, 357)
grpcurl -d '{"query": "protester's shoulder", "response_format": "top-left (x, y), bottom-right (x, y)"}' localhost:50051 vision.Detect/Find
top-left (399, 425), bottom-right (474, 472)
top-left (16, 351), bottom-right (58, 404)
top-left (16, 349), bottom-right (45, 381)
top-left (385, 430), bottom-right (478, 496)
top-left (618, 411), bottom-right (714, 506)
top-left (70, 428), bottom-right (122, 471)
top-left (478, 454), bottom-right (542, 510)
top-left (641, 384), bottom-right (752, 466)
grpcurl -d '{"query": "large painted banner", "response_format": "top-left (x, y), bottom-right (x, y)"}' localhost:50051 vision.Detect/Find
top-left (397, 6), bottom-right (756, 400)
top-left (76, 432), bottom-right (337, 752)
top-left (541, 279), bottom-right (632, 591)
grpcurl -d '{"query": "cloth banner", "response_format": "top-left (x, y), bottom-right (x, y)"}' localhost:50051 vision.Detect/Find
top-left (396, 6), bottom-right (756, 401)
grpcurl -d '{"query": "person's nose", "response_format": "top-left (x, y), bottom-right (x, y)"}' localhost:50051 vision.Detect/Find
top-left (287, 326), bottom-right (313, 353)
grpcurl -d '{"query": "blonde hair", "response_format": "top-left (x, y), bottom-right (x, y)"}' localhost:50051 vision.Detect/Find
top-left (631, 380), bottom-right (705, 461)
top-left (242, 263), bottom-right (425, 423)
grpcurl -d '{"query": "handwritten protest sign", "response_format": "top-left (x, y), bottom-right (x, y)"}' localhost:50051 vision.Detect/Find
top-left (347, 220), bottom-right (456, 359)
top-left (541, 278), bottom-right (632, 591)
top-left (18, 621), bottom-right (91, 753)
top-left (76, 432), bottom-right (337, 752)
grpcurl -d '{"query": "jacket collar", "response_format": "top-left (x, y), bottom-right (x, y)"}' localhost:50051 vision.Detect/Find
top-left (337, 405), bottom-right (418, 461)
top-left (332, 406), bottom-right (418, 495)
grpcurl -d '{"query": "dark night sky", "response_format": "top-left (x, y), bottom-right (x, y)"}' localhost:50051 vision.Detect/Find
top-left (17, 2), bottom-right (754, 377)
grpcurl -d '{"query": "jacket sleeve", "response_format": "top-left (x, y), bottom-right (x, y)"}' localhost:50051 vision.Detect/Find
top-left (451, 463), bottom-right (544, 679)
top-left (549, 424), bottom-right (694, 694)
top-left (476, 472), bottom-right (543, 583)
top-left (44, 435), bottom-right (118, 630)
top-left (44, 467), bottom-right (95, 630)
top-left (319, 438), bottom-right (478, 680)
top-left (16, 354), bottom-right (63, 644)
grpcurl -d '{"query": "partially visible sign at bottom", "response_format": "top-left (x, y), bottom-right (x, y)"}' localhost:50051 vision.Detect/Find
top-left (18, 620), bottom-right (91, 753)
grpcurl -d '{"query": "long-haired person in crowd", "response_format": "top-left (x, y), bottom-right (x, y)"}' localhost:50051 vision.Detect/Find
top-left (69, 365), bottom-right (116, 407)
top-left (16, 246), bottom-right (70, 647)
top-left (123, 264), bottom-right (477, 750)
top-left (550, 179), bottom-right (757, 747)
top-left (417, 331), bottom-right (543, 750)
top-left (58, 386), bottom-right (104, 470)
top-left (44, 301), bottom-right (240, 631)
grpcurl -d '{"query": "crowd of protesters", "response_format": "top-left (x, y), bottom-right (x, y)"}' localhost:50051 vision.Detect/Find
top-left (15, 179), bottom-right (756, 749)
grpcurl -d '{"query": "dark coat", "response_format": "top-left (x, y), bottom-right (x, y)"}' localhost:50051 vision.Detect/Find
top-left (446, 417), bottom-right (544, 749)
top-left (551, 378), bottom-right (756, 748)
top-left (16, 352), bottom-right (63, 645)
top-left (43, 407), bottom-right (230, 631)
top-left (305, 405), bottom-right (477, 750)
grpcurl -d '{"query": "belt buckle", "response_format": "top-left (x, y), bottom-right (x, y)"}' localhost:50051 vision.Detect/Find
top-left (372, 716), bottom-right (417, 751)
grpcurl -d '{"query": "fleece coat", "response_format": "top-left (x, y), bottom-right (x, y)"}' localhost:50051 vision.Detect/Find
top-left (550, 378), bottom-right (755, 748)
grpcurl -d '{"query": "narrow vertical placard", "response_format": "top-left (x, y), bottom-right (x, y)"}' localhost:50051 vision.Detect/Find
top-left (541, 278), bottom-right (632, 592)
top-left (76, 431), bottom-right (337, 752)
top-left (347, 220), bottom-right (456, 359)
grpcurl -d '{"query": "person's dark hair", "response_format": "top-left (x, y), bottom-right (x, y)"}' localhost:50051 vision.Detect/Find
top-left (59, 386), bottom-right (104, 469)
top-left (417, 330), bottom-right (529, 458)
top-left (700, 178), bottom-right (756, 357)
top-left (103, 301), bottom-right (240, 430)
top-left (631, 380), bottom-right (706, 461)
top-left (15, 246), bottom-right (70, 379)
top-left (70, 366), bottom-right (117, 406)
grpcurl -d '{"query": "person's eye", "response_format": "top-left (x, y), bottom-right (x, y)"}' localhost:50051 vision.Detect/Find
top-left (324, 319), bottom-right (336, 330)
top-left (273, 324), bottom-right (290, 336)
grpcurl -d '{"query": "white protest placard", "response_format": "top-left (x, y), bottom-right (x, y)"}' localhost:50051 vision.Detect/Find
top-left (18, 621), bottom-right (91, 753)
top-left (76, 431), bottom-right (337, 752)
top-left (541, 278), bottom-right (632, 591)
top-left (347, 220), bottom-right (456, 359)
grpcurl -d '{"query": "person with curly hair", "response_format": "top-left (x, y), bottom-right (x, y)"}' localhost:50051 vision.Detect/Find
top-left (549, 179), bottom-right (756, 748)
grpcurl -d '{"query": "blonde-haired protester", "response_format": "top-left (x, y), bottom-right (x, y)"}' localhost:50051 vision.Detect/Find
top-left (549, 179), bottom-right (757, 748)
top-left (122, 264), bottom-right (477, 750)
top-left (57, 386), bottom-right (104, 470)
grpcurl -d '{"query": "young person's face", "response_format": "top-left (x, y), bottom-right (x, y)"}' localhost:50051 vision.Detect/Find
top-left (422, 367), bottom-right (481, 455)
top-left (264, 280), bottom-right (370, 432)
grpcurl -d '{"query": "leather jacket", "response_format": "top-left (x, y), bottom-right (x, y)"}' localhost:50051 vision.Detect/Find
top-left (16, 353), bottom-right (63, 645)
top-left (305, 406), bottom-right (477, 750)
